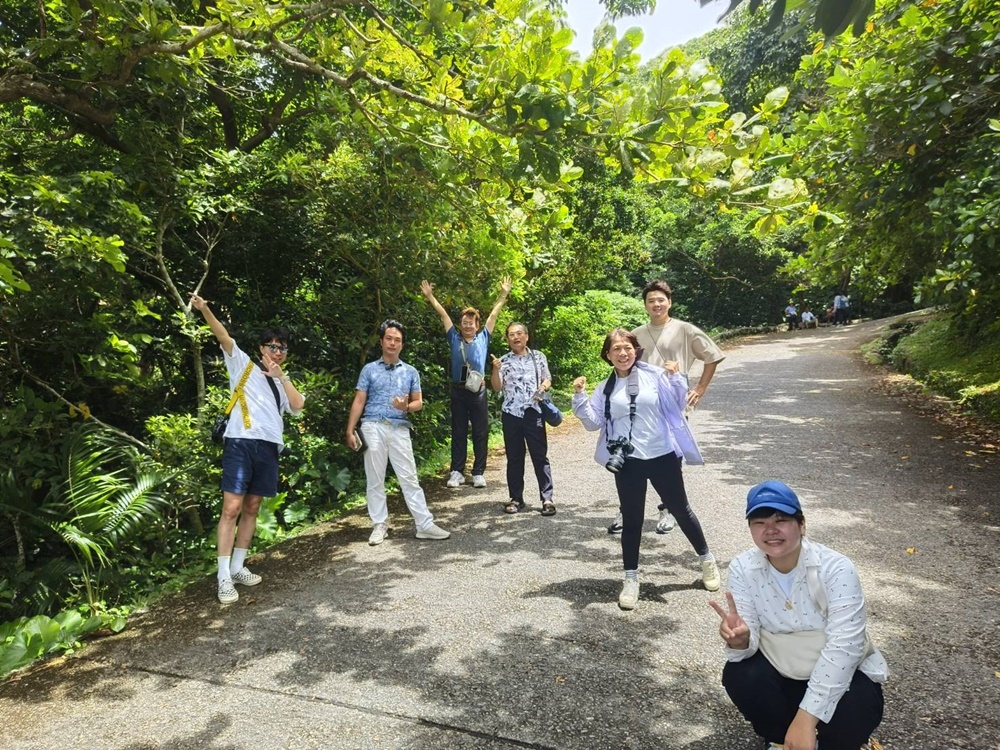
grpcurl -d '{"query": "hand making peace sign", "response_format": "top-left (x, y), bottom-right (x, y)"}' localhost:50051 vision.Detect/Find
top-left (708, 592), bottom-right (751, 650)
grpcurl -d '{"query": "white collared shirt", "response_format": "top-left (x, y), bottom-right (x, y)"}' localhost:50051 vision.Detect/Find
top-left (724, 537), bottom-right (889, 723)
top-left (222, 342), bottom-right (302, 447)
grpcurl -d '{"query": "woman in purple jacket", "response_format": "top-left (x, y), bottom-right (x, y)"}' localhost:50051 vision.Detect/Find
top-left (572, 328), bottom-right (720, 610)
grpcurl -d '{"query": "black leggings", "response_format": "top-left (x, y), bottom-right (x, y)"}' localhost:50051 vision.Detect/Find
top-left (723, 651), bottom-right (884, 750)
top-left (613, 453), bottom-right (709, 570)
top-left (450, 385), bottom-right (489, 476)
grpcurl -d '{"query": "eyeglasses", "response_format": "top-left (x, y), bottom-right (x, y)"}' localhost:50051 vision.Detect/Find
top-left (265, 344), bottom-right (288, 353)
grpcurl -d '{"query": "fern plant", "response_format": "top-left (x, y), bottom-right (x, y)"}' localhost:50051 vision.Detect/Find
top-left (44, 426), bottom-right (170, 615)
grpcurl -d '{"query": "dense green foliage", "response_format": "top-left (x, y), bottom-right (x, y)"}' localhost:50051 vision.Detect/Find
top-left (5, 0), bottom-right (999, 677)
top-left (605, 0), bottom-right (885, 38)
top-left (867, 314), bottom-right (1000, 423)
top-left (784, 0), bottom-right (1000, 339)
top-left (1, 0), bottom-right (807, 662)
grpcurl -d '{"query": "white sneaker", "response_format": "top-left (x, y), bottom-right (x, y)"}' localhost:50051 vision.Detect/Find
top-left (416, 522), bottom-right (451, 540)
top-left (655, 510), bottom-right (675, 534)
top-left (446, 471), bottom-right (465, 488)
top-left (217, 579), bottom-right (238, 604)
top-left (618, 578), bottom-right (639, 610)
top-left (472, 474), bottom-right (486, 488)
top-left (368, 522), bottom-right (389, 546)
top-left (230, 567), bottom-right (262, 586)
top-left (702, 559), bottom-right (721, 592)
top-left (607, 512), bottom-right (623, 534)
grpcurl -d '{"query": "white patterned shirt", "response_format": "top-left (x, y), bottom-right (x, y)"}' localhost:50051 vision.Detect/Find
top-left (498, 349), bottom-right (550, 417)
top-left (724, 537), bottom-right (889, 723)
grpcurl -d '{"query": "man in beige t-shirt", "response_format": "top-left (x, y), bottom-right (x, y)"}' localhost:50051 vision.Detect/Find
top-left (607, 279), bottom-right (725, 535)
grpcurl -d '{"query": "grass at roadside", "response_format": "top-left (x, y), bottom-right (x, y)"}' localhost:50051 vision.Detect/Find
top-left (862, 312), bottom-right (1000, 424)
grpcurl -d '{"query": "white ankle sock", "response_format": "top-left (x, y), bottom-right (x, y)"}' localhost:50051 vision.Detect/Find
top-left (230, 548), bottom-right (248, 573)
top-left (624, 569), bottom-right (639, 581)
top-left (698, 552), bottom-right (715, 562)
top-left (217, 556), bottom-right (232, 582)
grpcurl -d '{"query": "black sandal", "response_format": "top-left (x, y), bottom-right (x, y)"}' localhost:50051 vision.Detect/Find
top-left (504, 500), bottom-right (524, 514)
top-left (540, 501), bottom-right (556, 516)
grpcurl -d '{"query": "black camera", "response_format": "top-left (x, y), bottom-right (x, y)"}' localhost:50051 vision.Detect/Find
top-left (605, 437), bottom-right (633, 473)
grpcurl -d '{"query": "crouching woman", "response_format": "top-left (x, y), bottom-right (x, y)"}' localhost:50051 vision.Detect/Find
top-left (710, 480), bottom-right (888, 750)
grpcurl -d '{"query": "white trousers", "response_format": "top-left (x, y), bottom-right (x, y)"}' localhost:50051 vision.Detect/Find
top-left (360, 421), bottom-right (433, 530)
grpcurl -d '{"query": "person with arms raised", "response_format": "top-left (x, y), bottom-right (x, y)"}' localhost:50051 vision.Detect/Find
top-left (421, 277), bottom-right (511, 489)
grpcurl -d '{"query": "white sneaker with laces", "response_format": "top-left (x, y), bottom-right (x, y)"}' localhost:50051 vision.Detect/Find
top-left (231, 567), bottom-right (262, 586)
top-left (446, 471), bottom-right (465, 488)
top-left (702, 559), bottom-right (721, 592)
top-left (618, 578), bottom-right (639, 610)
top-left (217, 579), bottom-right (238, 604)
top-left (472, 475), bottom-right (486, 488)
top-left (607, 512), bottom-right (623, 534)
top-left (415, 522), bottom-right (451, 540)
top-left (655, 510), bottom-right (676, 533)
top-left (368, 522), bottom-right (389, 546)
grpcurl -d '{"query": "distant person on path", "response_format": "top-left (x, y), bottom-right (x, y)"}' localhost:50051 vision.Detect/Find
top-left (709, 480), bottom-right (887, 750)
top-left (572, 328), bottom-right (720, 610)
top-left (421, 277), bottom-right (512, 489)
top-left (605, 280), bottom-right (725, 536)
top-left (489, 322), bottom-right (555, 516)
top-left (784, 302), bottom-right (800, 331)
top-left (800, 309), bottom-right (817, 329)
top-left (190, 293), bottom-right (305, 605)
top-left (833, 293), bottom-right (851, 325)
top-left (345, 320), bottom-right (451, 546)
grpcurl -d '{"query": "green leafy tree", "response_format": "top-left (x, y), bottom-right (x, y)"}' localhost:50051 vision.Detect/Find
top-left (785, 0), bottom-right (1000, 336)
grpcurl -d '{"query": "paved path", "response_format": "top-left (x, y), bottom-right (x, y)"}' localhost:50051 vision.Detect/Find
top-left (2, 320), bottom-right (998, 750)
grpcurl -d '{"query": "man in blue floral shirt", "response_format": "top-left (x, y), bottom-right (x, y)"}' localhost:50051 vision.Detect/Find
top-left (345, 320), bottom-right (450, 546)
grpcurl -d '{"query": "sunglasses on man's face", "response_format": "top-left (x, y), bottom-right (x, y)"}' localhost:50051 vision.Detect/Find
top-left (264, 344), bottom-right (288, 353)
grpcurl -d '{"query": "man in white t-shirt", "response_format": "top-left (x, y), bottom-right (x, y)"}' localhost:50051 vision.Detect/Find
top-left (190, 293), bottom-right (305, 605)
top-left (800, 309), bottom-right (817, 329)
top-left (606, 280), bottom-right (725, 535)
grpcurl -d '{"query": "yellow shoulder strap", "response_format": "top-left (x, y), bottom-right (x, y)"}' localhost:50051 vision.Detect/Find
top-left (224, 361), bottom-right (257, 431)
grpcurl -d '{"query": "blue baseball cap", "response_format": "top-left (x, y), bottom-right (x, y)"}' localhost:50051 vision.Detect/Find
top-left (746, 480), bottom-right (802, 518)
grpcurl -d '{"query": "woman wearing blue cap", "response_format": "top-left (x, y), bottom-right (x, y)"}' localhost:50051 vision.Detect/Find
top-left (709, 480), bottom-right (887, 750)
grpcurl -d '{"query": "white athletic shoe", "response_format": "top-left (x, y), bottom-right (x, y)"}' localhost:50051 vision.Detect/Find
top-left (416, 523), bottom-right (451, 540)
top-left (618, 578), bottom-right (639, 610)
top-left (230, 567), bottom-right (262, 586)
top-left (368, 522), bottom-right (389, 546)
top-left (655, 510), bottom-right (676, 533)
top-left (446, 471), bottom-right (465, 488)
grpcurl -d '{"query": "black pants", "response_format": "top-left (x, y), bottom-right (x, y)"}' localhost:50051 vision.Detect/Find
top-left (613, 453), bottom-right (709, 570)
top-left (722, 651), bottom-right (884, 750)
top-left (450, 385), bottom-right (488, 476)
top-left (501, 409), bottom-right (553, 503)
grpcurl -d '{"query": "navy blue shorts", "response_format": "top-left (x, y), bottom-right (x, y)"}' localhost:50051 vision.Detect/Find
top-left (221, 438), bottom-right (280, 497)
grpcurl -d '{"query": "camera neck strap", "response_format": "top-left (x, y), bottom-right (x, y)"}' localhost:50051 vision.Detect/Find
top-left (603, 367), bottom-right (640, 442)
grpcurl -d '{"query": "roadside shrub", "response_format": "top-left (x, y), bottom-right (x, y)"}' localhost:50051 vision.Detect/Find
top-left (535, 290), bottom-right (647, 386)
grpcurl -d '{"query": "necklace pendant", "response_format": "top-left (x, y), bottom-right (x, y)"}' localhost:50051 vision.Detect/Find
top-left (784, 600), bottom-right (793, 611)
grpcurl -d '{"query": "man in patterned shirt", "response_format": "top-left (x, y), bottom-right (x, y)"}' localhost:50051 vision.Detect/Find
top-left (345, 319), bottom-right (450, 546)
